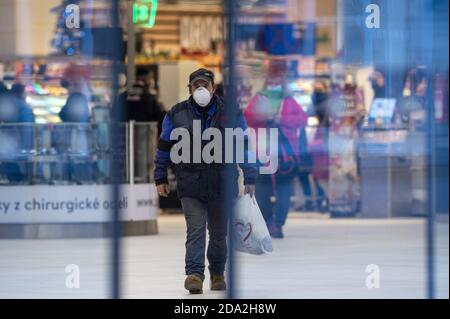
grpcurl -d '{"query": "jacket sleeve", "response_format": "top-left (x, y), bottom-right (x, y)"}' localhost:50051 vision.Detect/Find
top-left (154, 114), bottom-right (175, 185)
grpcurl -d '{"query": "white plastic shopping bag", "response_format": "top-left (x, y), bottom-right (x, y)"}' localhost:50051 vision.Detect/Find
top-left (232, 194), bottom-right (273, 255)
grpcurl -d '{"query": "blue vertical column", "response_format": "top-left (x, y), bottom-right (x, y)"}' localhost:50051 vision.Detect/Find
top-left (225, 0), bottom-right (237, 299)
top-left (419, 0), bottom-right (436, 300)
top-left (110, 0), bottom-right (122, 300)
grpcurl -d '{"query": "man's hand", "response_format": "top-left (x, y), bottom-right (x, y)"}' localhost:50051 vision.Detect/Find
top-left (244, 185), bottom-right (255, 197)
top-left (157, 184), bottom-right (170, 197)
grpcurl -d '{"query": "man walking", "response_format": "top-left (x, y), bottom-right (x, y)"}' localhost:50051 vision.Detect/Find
top-left (154, 68), bottom-right (256, 294)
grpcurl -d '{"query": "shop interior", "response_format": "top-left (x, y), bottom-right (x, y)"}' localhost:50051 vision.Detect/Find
top-left (1, 0), bottom-right (447, 218)
top-left (0, 0), bottom-right (448, 300)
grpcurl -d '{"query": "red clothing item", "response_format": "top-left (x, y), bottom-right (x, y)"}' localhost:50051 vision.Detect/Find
top-left (244, 93), bottom-right (308, 160)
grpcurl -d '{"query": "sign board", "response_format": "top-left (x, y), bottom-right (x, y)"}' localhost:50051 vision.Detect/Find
top-left (0, 184), bottom-right (158, 224)
top-left (133, 0), bottom-right (158, 28)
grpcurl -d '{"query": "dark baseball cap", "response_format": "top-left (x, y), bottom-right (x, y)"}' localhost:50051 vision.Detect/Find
top-left (189, 68), bottom-right (214, 86)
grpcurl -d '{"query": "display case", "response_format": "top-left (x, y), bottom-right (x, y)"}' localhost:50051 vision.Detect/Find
top-left (0, 121), bottom-right (159, 238)
top-left (1, 59), bottom-right (114, 123)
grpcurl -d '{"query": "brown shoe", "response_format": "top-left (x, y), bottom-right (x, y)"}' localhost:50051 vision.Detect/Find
top-left (210, 274), bottom-right (227, 291)
top-left (184, 274), bottom-right (203, 294)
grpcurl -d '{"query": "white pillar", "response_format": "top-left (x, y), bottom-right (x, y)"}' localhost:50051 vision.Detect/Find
top-left (0, 0), bottom-right (62, 57)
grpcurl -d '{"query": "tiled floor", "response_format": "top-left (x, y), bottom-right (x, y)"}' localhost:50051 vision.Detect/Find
top-left (0, 213), bottom-right (448, 299)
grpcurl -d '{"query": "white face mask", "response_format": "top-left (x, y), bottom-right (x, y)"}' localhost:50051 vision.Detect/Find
top-left (267, 84), bottom-right (282, 92)
top-left (193, 86), bottom-right (212, 107)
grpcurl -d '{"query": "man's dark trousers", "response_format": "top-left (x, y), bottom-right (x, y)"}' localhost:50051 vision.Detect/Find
top-left (180, 197), bottom-right (227, 280)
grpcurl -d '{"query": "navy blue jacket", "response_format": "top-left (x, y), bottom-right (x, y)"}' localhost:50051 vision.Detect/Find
top-left (154, 95), bottom-right (257, 199)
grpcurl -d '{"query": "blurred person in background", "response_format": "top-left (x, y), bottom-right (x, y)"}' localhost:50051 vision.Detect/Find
top-left (10, 83), bottom-right (35, 124)
top-left (309, 82), bottom-right (331, 211)
top-left (244, 59), bottom-right (308, 238)
top-left (61, 63), bottom-right (93, 103)
top-left (119, 68), bottom-right (166, 184)
top-left (59, 64), bottom-right (91, 122)
top-left (369, 69), bottom-right (387, 99)
top-left (0, 82), bottom-right (35, 183)
top-left (0, 82), bottom-right (35, 123)
top-left (10, 83), bottom-right (35, 156)
top-left (297, 122), bottom-right (314, 211)
top-left (119, 68), bottom-right (165, 132)
top-left (59, 92), bottom-right (90, 123)
top-left (296, 81), bottom-right (330, 212)
top-left (58, 66), bottom-right (93, 183)
top-left (400, 66), bottom-right (429, 130)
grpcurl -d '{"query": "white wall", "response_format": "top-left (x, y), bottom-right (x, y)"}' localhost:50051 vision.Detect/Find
top-left (15, 0), bottom-right (60, 56)
top-left (0, 0), bottom-right (59, 57)
top-left (158, 60), bottom-right (201, 110)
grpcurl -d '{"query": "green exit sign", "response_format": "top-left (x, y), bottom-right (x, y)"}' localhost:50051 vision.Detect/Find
top-left (133, 0), bottom-right (158, 28)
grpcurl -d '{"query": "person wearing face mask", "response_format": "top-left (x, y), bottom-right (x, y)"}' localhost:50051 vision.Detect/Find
top-left (154, 68), bottom-right (257, 294)
top-left (244, 60), bottom-right (308, 238)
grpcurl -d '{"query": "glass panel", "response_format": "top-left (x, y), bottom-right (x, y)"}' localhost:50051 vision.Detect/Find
top-left (0, 0), bottom-right (120, 298)
top-left (230, 0), bottom-right (448, 299)
top-left (120, 0), bottom-right (226, 299)
top-left (431, 0), bottom-right (449, 299)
